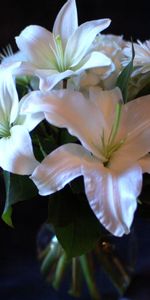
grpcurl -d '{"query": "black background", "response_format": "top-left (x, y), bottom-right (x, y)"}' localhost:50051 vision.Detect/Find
top-left (0, 0), bottom-right (150, 50)
top-left (0, 1), bottom-right (150, 299)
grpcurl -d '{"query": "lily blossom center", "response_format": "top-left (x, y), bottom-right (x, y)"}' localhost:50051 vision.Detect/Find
top-left (50, 35), bottom-right (67, 72)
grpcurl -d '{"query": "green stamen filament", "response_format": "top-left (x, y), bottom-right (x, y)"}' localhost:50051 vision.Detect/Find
top-left (107, 102), bottom-right (122, 146)
top-left (50, 35), bottom-right (66, 72)
top-left (100, 102), bottom-right (124, 165)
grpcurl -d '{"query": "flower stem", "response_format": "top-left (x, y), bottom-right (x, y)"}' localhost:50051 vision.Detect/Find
top-left (79, 254), bottom-right (101, 300)
top-left (63, 79), bottom-right (68, 89)
top-left (69, 257), bottom-right (82, 297)
top-left (52, 252), bottom-right (68, 290)
top-left (40, 242), bottom-right (60, 277)
top-left (95, 240), bottom-right (131, 295)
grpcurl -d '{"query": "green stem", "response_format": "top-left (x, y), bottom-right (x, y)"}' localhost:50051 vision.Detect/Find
top-left (95, 241), bottom-right (131, 295)
top-left (41, 242), bottom-right (60, 277)
top-left (79, 254), bottom-right (101, 300)
top-left (37, 244), bottom-right (51, 261)
top-left (63, 78), bottom-right (68, 89)
top-left (69, 257), bottom-right (82, 297)
top-left (39, 122), bottom-right (51, 138)
top-left (52, 252), bottom-right (68, 290)
top-left (36, 135), bottom-right (47, 158)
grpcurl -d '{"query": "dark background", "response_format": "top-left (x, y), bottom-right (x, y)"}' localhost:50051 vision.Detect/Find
top-left (0, 0), bottom-right (150, 50)
top-left (0, 1), bottom-right (150, 299)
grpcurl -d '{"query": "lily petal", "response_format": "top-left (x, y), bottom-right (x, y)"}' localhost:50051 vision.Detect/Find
top-left (0, 61), bottom-right (22, 73)
top-left (122, 94), bottom-right (150, 141)
top-left (31, 143), bottom-right (94, 195)
top-left (89, 86), bottom-right (122, 138)
top-left (21, 88), bottom-right (122, 159)
top-left (53, 0), bottom-right (78, 48)
top-left (1, 50), bottom-right (26, 65)
top-left (3, 61), bottom-right (37, 79)
top-left (11, 63), bottom-right (75, 91)
top-left (20, 89), bottom-right (107, 160)
top-left (31, 140), bottom-right (142, 237)
top-left (0, 70), bottom-right (19, 124)
top-left (64, 18), bottom-right (111, 67)
top-left (0, 125), bottom-right (38, 175)
top-left (16, 25), bottom-right (56, 69)
top-left (83, 163), bottom-right (142, 236)
top-left (111, 94), bottom-right (150, 170)
top-left (34, 68), bottom-right (75, 91)
top-left (19, 96), bottom-right (44, 131)
top-left (73, 51), bottom-right (111, 71)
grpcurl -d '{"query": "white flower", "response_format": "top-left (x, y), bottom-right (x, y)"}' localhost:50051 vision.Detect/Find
top-left (0, 65), bottom-right (44, 175)
top-left (91, 34), bottom-right (126, 87)
top-left (0, 44), bottom-right (14, 63)
top-left (123, 40), bottom-right (150, 76)
top-left (72, 34), bottom-right (126, 91)
top-left (21, 87), bottom-right (150, 236)
top-left (15, 0), bottom-right (111, 91)
top-left (0, 44), bottom-right (26, 65)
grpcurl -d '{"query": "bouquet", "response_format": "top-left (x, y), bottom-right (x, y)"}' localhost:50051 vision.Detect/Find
top-left (0, 0), bottom-right (150, 298)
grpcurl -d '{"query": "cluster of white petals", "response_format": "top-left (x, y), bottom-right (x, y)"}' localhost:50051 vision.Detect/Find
top-left (0, 0), bottom-right (150, 238)
top-left (21, 87), bottom-right (150, 236)
top-left (14, 0), bottom-right (111, 91)
top-left (77, 34), bottom-right (126, 90)
top-left (0, 63), bottom-right (43, 174)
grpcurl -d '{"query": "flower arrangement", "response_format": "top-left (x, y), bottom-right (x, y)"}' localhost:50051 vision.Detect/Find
top-left (1, 0), bottom-right (150, 298)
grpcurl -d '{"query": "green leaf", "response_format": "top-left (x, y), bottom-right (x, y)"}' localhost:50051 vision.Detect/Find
top-left (116, 42), bottom-right (135, 102)
top-left (48, 187), bottom-right (74, 227)
top-left (2, 171), bottom-right (37, 226)
top-left (2, 206), bottom-right (13, 227)
top-left (60, 128), bottom-right (77, 144)
top-left (48, 186), bottom-right (104, 258)
top-left (31, 121), bottom-right (59, 161)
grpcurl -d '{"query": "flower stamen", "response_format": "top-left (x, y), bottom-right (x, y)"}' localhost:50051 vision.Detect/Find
top-left (50, 35), bottom-right (66, 72)
top-left (100, 101), bottom-right (124, 165)
top-left (107, 101), bottom-right (122, 146)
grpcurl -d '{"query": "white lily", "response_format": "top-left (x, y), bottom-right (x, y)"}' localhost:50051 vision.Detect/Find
top-left (0, 65), bottom-right (44, 175)
top-left (15, 0), bottom-right (111, 91)
top-left (0, 44), bottom-right (26, 66)
top-left (21, 87), bottom-right (150, 236)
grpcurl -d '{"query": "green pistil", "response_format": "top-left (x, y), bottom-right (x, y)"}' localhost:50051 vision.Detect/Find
top-left (54, 35), bottom-right (65, 72)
